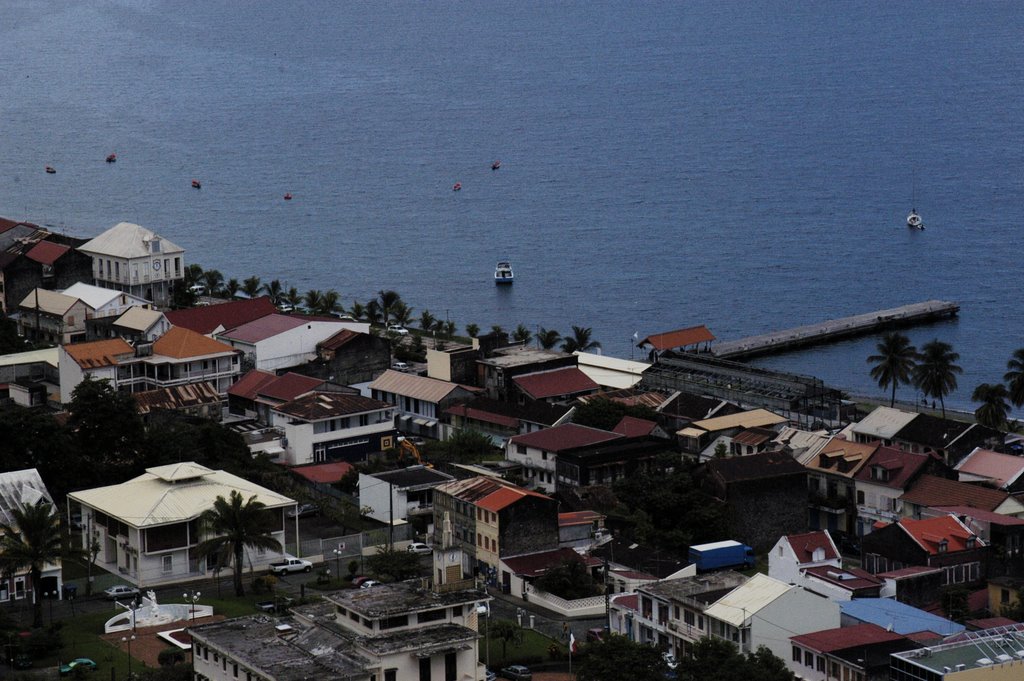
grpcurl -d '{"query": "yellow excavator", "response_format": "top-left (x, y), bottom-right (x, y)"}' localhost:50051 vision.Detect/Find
top-left (398, 437), bottom-right (423, 465)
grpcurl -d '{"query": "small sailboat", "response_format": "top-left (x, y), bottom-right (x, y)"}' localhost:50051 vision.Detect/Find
top-left (494, 260), bottom-right (514, 284)
top-left (491, 160), bottom-right (501, 170)
top-left (45, 166), bottom-right (56, 174)
top-left (106, 153), bottom-right (117, 163)
top-left (283, 192), bottom-right (293, 200)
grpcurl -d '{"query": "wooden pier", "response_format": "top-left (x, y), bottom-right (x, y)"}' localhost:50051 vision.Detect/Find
top-left (710, 300), bottom-right (959, 360)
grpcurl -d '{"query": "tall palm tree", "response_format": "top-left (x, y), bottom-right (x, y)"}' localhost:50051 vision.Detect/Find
top-left (490, 325), bottom-right (505, 336)
top-left (225, 278), bottom-right (240, 298)
top-left (867, 332), bottom-right (918, 407)
top-left (913, 340), bottom-right (963, 419)
top-left (201, 269), bottom-right (224, 296)
top-left (465, 323), bottom-right (480, 338)
top-left (391, 301), bottom-right (414, 327)
top-left (419, 310), bottom-right (436, 333)
top-left (261, 279), bottom-right (284, 306)
top-left (319, 290), bottom-right (341, 316)
top-left (348, 300), bottom-right (366, 321)
top-left (364, 300), bottom-right (383, 324)
top-left (513, 324), bottom-right (532, 344)
top-left (284, 287), bottom-right (302, 309)
top-left (0, 501), bottom-right (63, 628)
top-left (536, 327), bottom-right (561, 350)
top-left (561, 325), bottom-right (601, 353)
top-left (443, 320), bottom-right (456, 338)
top-left (241, 276), bottom-right (262, 299)
top-left (195, 491), bottom-right (282, 597)
top-left (1004, 348), bottom-right (1024, 407)
top-left (972, 383), bottom-right (1010, 430)
top-left (304, 289), bottom-right (324, 313)
top-left (377, 290), bottom-right (402, 324)
top-left (184, 263), bottom-right (204, 288)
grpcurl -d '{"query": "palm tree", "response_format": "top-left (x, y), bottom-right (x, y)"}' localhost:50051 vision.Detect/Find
top-left (195, 491), bottom-right (282, 597)
top-left (0, 501), bottom-right (63, 628)
top-left (490, 325), bottom-right (505, 337)
top-left (419, 310), bottom-right (436, 333)
top-left (378, 290), bottom-right (402, 324)
top-left (304, 289), bottom-right (324, 313)
top-left (391, 301), bottom-right (414, 327)
top-left (261, 279), bottom-right (283, 305)
top-left (241, 276), bottom-right (262, 299)
top-left (867, 332), bottom-right (918, 407)
top-left (443, 320), bottom-right (456, 338)
top-left (348, 300), bottom-right (366, 321)
top-left (913, 340), bottom-right (963, 419)
top-left (284, 287), bottom-right (302, 309)
top-left (1004, 348), bottom-right (1024, 407)
top-left (561, 325), bottom-right (601, 353)
top-left (202, 269), bottom-right (224, 296)
top-left (319, 289), bottom-right (342, 316)
top-left (225, 278), bottom-right (240, 298)
top-left (465, 323), bottom-right (480, 338)
top-left (184, 263), bottom-right (204, 288)
top-left (536, 327), bottom-right (562, 350)
top-left (972, 383), bottom-right (1010, 430)
top-left (364, 300), bottom-right (383, 324)
top-left (513, 324), bottom-right (532, 344)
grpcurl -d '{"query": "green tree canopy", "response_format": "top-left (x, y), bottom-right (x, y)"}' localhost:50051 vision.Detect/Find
top-left (913, 340), bottom-right (963, 419)
top-left (972, 383), bottom-right (1010, 431)
top-left (365, 546), bottom-right (422, 582)
top-left (679, 638), bottom-right (795, 681)
top-left (67, 377), bottom-right (145, 488)
top-left (196, 491), bottom-right (282, 596)
top-left (1004, 348), bottom-right (1024, 408)
top-left (533, 557), bottom-right (600, 600)
top-left (576, 634), bottom-right (667, 681)
top-left (561, 325), bottom-right (601, 353)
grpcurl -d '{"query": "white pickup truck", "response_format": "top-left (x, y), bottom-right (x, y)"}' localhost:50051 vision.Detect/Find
top-left (269, 556), bottom-right (313, 575)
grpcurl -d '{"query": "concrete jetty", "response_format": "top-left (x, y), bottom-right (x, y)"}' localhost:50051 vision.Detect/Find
top-left (711, 300), bottom-right (959, 360)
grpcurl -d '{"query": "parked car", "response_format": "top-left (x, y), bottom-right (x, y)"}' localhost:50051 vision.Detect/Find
top-left (387, 324), bottom-right (409, 336)
top-left (269, 556), bottom-right (313, 575)
top-left (500, 665), bottom-right (532, 681)
top-left (351, 575), bottom-right (372, 587)
top-left (476, 601), bottom-right (491, 617)
top-left (391, 361), bottom-right (410, 372)
top-left (103, 585), bottom-right (140, 601)
top-left (359, 580), bottom-right (381, 589)
top-left (407, 542), bottom-right (432, 555)
top-left (484, 669), bottom-right (497, 681)
top-left (60, 658), bottom-right (97, 676)
top-left (286, 503), bottom-right (319, 519)
top-left (663, 652), bottom-right (679, 670)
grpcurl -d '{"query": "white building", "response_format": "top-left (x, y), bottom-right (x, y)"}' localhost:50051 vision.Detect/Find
top-left (68, 463), bottom-right (295, 588)
top-left (368, 370), bottom-right (478, 440)
top-left (359, 466), bottom-right (455, 525)
top-left (216, 313), bottom-right (367, 372)
top-left (78, 222), bottom-right (185, 306)
top-left (61, 282), bottom-right (151, 319)
top-left (0, 469), bottom-right (64, 606)
top-left (268, 390), bottom-right (396, 465)
top-left (191, 578), bottom-right (488, 681)
top-left (767, 531), bottom-right (841, 586)
top-left (17, 288), bottom-right (91, 345)
top-left (58, 327), bottom-right (241, 404)
top-left (703, 573), bottom-right (840, 663)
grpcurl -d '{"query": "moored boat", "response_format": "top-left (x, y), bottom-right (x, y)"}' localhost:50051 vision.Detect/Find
top-left (45, 166), bottom-right (56, 174)
top-left (191, 179), bottom-right (202, 189)
top-left (106, 153), bottom-right (117, 163)
top-left (907, 209), bottom-right (923, 230)
top-left (494, 260), bottom-right (514, 284)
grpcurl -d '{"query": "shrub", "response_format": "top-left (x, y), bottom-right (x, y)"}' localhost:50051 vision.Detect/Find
top-left (251, 575), bottom-right (278, 594)
top-left (157, 648), bottom-right (186, 667)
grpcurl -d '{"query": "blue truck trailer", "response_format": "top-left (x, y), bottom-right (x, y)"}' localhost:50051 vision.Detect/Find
top-left (688, 540), bottom-right (755, 571)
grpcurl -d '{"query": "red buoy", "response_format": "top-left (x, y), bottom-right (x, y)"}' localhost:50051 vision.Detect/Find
top-left (453, 182), bottom-right (462, 191)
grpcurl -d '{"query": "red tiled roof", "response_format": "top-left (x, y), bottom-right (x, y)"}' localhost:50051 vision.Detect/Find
top-left (612, 594), bottom-right (639, 612)
top-left (509, 423), bottom-right (622, 453)
top-left (274, 391), bottom-right (391, 420)
top-left (854, 445), bottom-right (930, 489)
top-left (63, 338), bottom-right (134, 369)
top-left (785, 531), bottom-right (839, 564)
top-left (791, 623), bottom-right (904, 652)
top-left (318, 328), bottom-right (361, 351)
top-left (446, 404), bottom-right (520, 429)
top-left (967, 617), bottom-right (1019, 630)
top-left (897, 515), bottom-right (983, 555)
top-left (218, 313), bottom-right (310, 343)
top-left (290, 461), bottom-right (355, 484)
top-left (900, 474), bottom-right (1011, 512)
top-left (611, 416), bottom-right (657, 438)
top-left (165, 297), bottom-right (277, 335)
top-left (477, 485), bottom-right (550, 513)
top-left (153, 326), bottom-right (237, 359)
top-left (227, 369), bottom-right (277, 400)
top-left (802, 565), bottom-right (881, 591)
top-left (955, 447), bottom-right (1024, 489)
top-left (559, 510), bottom-right (604, 527)
top-left (25, 240), bottom-right (69, 265)
top-left (638, 325), bottom-right (715, 350)
top-left (513, 367), bottom-right (599, 400)
top-left (258, 372), bottom-right (323, 402)
top-left (0, 218), bottom-right (38, 234)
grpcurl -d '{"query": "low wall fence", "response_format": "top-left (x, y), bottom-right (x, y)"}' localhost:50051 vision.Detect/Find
top-left (524, 584), bottom-right (606, 618)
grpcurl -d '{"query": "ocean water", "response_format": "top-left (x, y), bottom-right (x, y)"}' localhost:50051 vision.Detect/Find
top-left (2, 1), bottom-right (1023, 411)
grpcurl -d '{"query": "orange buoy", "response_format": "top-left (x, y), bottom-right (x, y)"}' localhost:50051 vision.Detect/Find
top-left (453, 182), bottom-right (462, 191)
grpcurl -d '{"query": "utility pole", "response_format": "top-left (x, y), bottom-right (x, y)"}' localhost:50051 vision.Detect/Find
top-left (603, 553), bottom-right (611, 633)
top-left (388, 482), bottom-right (394, 549)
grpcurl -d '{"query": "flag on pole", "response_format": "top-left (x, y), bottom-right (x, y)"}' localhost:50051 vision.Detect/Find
top-left (569, 631), bottom-right (578, 653)
top-left (632, 331), bottom-right (639, 340)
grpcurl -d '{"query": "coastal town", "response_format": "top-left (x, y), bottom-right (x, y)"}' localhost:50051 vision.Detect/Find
top-left (2, 216), bottom-right (1024, 681)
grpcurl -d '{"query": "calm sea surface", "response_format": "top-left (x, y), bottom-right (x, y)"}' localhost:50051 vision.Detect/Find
top-left (2, 1), bottom-right (1023, 411)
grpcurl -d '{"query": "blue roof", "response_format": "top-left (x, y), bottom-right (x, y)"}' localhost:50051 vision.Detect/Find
top-left (840, 598), bottom-right (964, 636)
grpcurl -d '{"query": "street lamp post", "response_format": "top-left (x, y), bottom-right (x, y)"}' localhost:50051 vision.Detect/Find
top-left (122, 634), bottom-right (135, 679)
top-left (183, 589), bottom-right (201, 626)
top-left (43, 591), bottom-right (54, 625)
top-left (333, 549), bottom-right (342, 582)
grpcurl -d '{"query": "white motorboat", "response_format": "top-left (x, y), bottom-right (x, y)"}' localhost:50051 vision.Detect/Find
top-left (907, 209), bottom-right (924, 230)
top-left (494, 260), bottom-right (514, 284)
